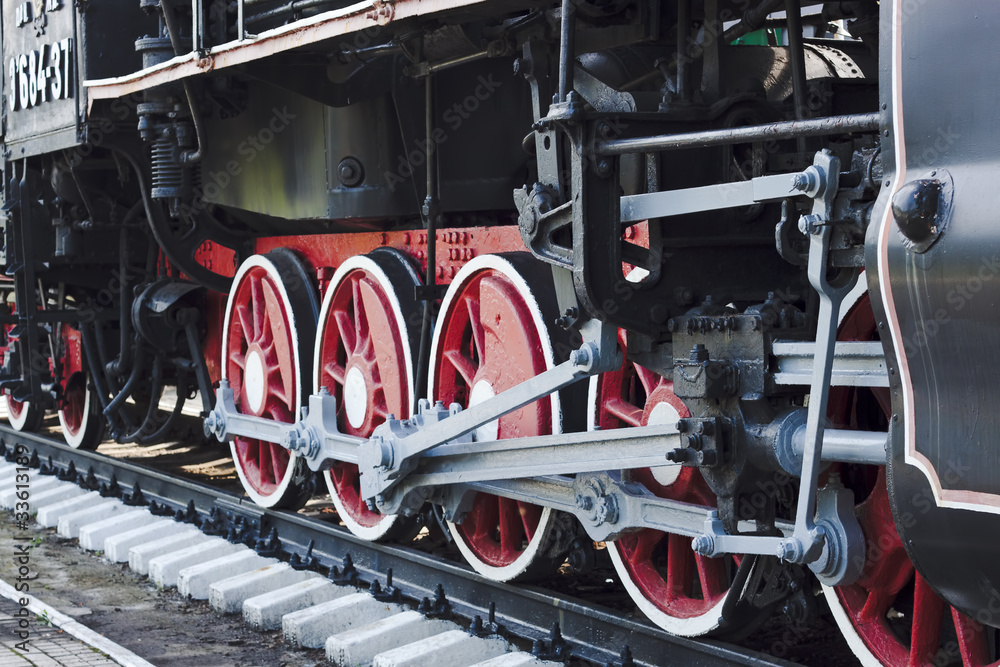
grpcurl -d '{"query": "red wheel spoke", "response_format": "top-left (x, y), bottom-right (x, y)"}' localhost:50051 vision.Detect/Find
top-left (628, 528), bottom-right (663, 564)
top-left (445, 350), bottom-right (478, 387)
top-left (633, 365), bottom-right (662, 396)
top-left (518, 502), bottom-right (541, 541)
top-left (479, 276), bottom-right (537, 379)
top-left (818, 292), bottom-right (996, 667)
top-left (229, 350), bottom-right (246, 369)
top-left (603, 397), bottom-right (644, 427)
top-left (236, 304), bottom-right (254, 346)
top-left (355, 481), bottom-right (368, 515)
top-left (498, 497), bottom-right (524, 556)
top-left (265, 399), bottom-right (293, 424)
top-left (323, 361), bottom-right (346, 387)
top-left (249, 275), bottom-right (265, 342)
top-left (952, 608), bottom-right (995, 667)
top-left (466, 297), bottom-right (485, 362)
top-left (360, 279), bottom-right (403, 410)
top-left (352, 276), bottom-right (366, 342)
top-left (270, 446), bottom-right (286, 486)
top-left (334, 310), bottom-right (357, 355)
top-left (694, 552), bottom-right (729, 603)
top-left (357, 328), bottom-right (375, 362)
top-left (471, 495), bottom-right (500, 541)
top-left (664, 533), bottom-right (691, 601)
top-left (909, 573), bottom-right (945, 665)
top-left (256, 442), bottom-right (270, 484)
top-left (859, 577), bottom-right (901, 624)
top-left (267, 366), bottom-right (292, 409)
top-left (355, 277), bottom-right (374, 335)
top-left (258, 280), bottom-right (294, 411)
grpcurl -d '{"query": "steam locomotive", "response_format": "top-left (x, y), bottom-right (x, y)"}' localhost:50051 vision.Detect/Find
top-left (1, 0), bottom-right (996, 662)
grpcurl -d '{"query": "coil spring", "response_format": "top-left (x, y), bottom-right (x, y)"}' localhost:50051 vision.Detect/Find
top-left (150, 137), bottom-right (191, 199)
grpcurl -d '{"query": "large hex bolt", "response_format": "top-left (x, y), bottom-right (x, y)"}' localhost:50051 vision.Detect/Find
top-left (337, 157), bottom-right (365, 188)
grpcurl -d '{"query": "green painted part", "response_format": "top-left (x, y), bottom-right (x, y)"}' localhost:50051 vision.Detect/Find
top-left (731, 28), bottom-right (780, 46)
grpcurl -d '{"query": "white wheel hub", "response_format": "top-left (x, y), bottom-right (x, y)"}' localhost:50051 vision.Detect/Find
top-left (647, 400), bottom-right (683, 486)
top-left (245, 348), bottom-right (266, 413)
top-left (468, 379), bottom-right (498, 442)
top-left (343, 366), bottom-right (369, 429)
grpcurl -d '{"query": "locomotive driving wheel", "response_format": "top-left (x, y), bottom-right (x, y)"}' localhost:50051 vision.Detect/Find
top-left (56, 326), bottom-right (103, 450)
top-left (592, 331), bottom-right (756, 637)
top-left (2, 302), bottom-right (43, 433)
top-left (4, 394), bottom-right (42, 432)
top-left (314, 250), bottom-right (422, 541)
top-left (223, 250), bottom-right (318, 509)
top-left (57, 371), bottom-right (103, 449)
top-left (824, 294), bottom-right (999, 666)
top-left (429, 254), bottom-right (566, 582)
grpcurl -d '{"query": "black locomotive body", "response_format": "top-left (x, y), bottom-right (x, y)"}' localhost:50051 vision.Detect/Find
top-left (0, 0), bottom-right (996, 662)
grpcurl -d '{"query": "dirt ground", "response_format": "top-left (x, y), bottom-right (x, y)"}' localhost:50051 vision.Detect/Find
top-left (0, 517), bottom-right (327, 667)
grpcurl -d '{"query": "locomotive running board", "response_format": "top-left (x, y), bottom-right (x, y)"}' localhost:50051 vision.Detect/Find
top-left (83, 0), bottom-right (484, 106)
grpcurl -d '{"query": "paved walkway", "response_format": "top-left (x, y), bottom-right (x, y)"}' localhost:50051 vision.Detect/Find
top-left (0, 594), bottom-right (121, 667)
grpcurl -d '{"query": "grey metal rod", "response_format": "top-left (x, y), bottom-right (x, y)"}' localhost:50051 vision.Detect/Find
top-left (809, 428), bottom-right (887, 466)
top-left (721, 0), bottom-right (785, 44)
top-left (595, 112), bottom-right (880, 155)
top-left (415, 73), bottom-right (438, 415)
top-left (676, 0), bottom-right (689, 101)
top-left (785, 0), bottom-right (808, 152)
top-left (427, 50), bottom-right (488, 74)
top-left (557, 0), bottom-right (576, 102)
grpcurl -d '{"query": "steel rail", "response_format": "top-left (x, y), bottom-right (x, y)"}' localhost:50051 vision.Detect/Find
top-left (0, 425), bottom-right (803, 667)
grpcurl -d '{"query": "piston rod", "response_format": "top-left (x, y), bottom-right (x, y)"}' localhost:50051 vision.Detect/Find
top-left (595, 112), bottom-right (880, 155)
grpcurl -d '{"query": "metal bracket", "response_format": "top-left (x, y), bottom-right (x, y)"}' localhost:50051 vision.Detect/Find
top-left (358, 318), bottom-right (621, 500)
top-left (413, 284), bottom-right (448, 301)
top-left (772, 340), bottom-right (888, 387)
top-left (691, 150), bottom-right (867, 586)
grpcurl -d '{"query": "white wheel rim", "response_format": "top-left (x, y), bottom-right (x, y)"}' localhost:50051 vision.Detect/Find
top-left (587, 370), bottom-right (727, 636)
top-left (822, 270), bottom-right (885, 667)
top-left (821, 586), bottom-right (884, 667)
top-left (222, 254), bottom-right (301, 508)
top-left (606, 539), bottom-right (729, 636)
top-left (432, 254), bottom-right (559, 582)
top-left (4, 394), bottom-right (32, 431)
top-left (58, 374), bottom-right (94, 449)
top-left (315, 254), bottom-right (415, 541)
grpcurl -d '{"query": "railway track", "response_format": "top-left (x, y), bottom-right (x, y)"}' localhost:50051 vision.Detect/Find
top-left (0, 423), bottom-right (806, 667)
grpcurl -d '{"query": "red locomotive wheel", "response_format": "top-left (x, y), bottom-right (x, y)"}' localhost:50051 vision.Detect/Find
top-left (429, 254), bottom-right (561, 582)
top-left (57, 371), bottom-right (103, 450)
top-left (315, 250), bottom-right (421, 541)
top-left (2, 302), bottom-right (43, 433)
top-left (4, 394), bottom-right (42, 432)
top-left (824, 291), bottom-right (999, 667)
top-left (223, 250), bottom-right (318, 509)
top-left (594, 331), bottom-right (745, 636)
